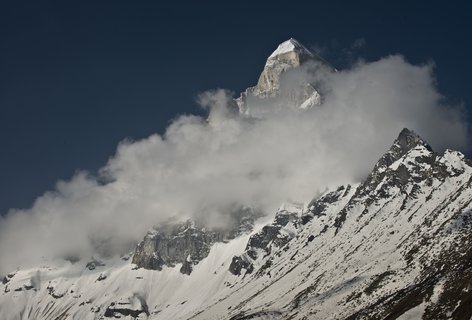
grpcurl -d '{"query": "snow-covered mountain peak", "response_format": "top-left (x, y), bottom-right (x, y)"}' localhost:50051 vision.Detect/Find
top-left (235, 38), bottom-right (331, 115)
top-left (394, 128), bottom-right (432, 154)
top-left (267, 38), bottom-right (315, 61)
top-left (372, 128), bottom-right (433, 174)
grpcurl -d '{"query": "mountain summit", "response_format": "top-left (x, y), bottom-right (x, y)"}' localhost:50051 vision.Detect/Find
top-left (236, 38), bottom-right (333, 115)
top-left (267, 38), bottom-right (316, 62)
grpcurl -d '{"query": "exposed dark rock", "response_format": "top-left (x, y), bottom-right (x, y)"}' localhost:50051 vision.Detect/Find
top-left (96, 274), bottom-right (107, 281)
top-left (364, 271), bottom-right (394, 295)
top-left (132, 220), bottom-right (223, 273)
top-left (229, 208), bottom-right (299, 275)
top-left (132, 207), bottom-right (260, 274)
top-left (104, 306), bottom-right (144, 318)
top-left (85, 258), bottom-right (105, 270)
top-left (2, 272), bottom-right (15, 285)
top-left (104, 296), bottom-right (150, 318)
top-left (180, 260), bottom-right (193, 275)
top-left (47, 285), bottom-right (64, 299)
top-left (229, 256), bottom-right (253, 276)
top-left (332, 128), bottom-right (443, 234)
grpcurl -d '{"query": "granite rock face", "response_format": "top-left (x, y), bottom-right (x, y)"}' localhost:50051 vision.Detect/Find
top-left (235, 38), bottom-right (333, 115)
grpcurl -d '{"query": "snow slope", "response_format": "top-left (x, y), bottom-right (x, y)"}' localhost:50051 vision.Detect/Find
top-left (2, 129), bottom-right (472, 320)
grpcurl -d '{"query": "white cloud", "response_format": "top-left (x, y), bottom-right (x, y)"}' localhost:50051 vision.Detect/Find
top-left (0, 54), bottom-right (468, 275)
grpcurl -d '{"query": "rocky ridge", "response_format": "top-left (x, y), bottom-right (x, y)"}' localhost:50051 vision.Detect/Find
top-left (209, 128), bottom-right (472, 319)
top-left (132, 209), bottom-right (258, 275)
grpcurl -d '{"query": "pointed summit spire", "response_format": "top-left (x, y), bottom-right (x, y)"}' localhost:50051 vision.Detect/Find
top-left (394, 128), bottom-right (432, 156)
top-left (235, 38), bottom-right (335, 115)
top-left (372, 128), bottom-right (433, 172)
top-left (267, 38), bottom-right (315, 60)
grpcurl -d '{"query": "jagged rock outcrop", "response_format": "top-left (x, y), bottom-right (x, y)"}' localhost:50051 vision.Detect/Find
top-left (132, 209), bottom-right (259, 274)
top-left (104, 295), bottom-right (149, 318)
top-left (229, 203), bottom-right (301, 276)
top-left (132, 220), bottom-right (224, 274)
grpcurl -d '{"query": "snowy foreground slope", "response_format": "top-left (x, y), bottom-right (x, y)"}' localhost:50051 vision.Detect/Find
top-left (2, 39), bottom-right (472, 319)
top-left (2, 129), bottom-right (472, 320)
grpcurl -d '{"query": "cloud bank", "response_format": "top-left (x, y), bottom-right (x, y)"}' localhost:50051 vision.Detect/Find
top-left (0, 55), bottom-right (468, 274)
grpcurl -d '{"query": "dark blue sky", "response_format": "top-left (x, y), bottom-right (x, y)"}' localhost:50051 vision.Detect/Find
top-left (1, 1), bottom-right (471, 214)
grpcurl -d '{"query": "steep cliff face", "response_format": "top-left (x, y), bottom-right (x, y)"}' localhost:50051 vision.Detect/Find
top-left (132, 221), bottom-right (223, 275)
top-left (229, 204), bottom-right (301, 276)
top-left (132, 211), bottom-right (258, 275)
top-left (254, 38), bottom-right (316, 97)
top-left (235, 38), bottom-right (333, 115)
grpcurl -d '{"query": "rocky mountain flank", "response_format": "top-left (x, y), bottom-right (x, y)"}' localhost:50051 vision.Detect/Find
top-left (2, 128), bottom-right (472, 320)
top-left (1, 39), bottom-right (472, 320)
top-left (205, 128), bottom-right (472, 320)
top-left (132, 209), bottom-right (258, 275)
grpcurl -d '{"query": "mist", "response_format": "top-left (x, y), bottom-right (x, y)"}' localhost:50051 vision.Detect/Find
top-left (0, 55), bottom-right (468, 275)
